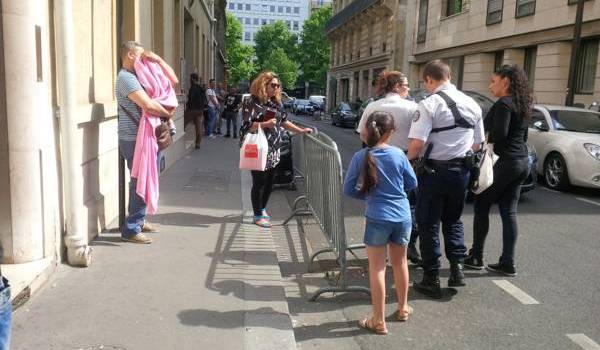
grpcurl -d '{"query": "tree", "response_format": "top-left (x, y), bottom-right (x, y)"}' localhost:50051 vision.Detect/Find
top-left (254, 21), bottom-right (299, 69)
top-left (225, 13), bottom-right (256, 86)
top-left (262, 48), bottom-right (299, 90)
top-left (298, 6), bottom-right (332, 88)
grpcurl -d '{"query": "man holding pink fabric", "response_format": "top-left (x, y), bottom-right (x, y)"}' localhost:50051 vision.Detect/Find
top-left (116, 41), bottom-right (178, 244)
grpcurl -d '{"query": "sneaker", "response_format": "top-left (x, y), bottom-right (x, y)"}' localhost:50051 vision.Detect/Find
top-left (209, 134), bottom-right (216, 139)
top-left (464, 256), bottom-right (484, 270)
top-left (486, 262), bottom-right (517, 277)
top-left (121, 233), bottom-right (153, 244)
top-left (141, 222), bottom-right (159, 233)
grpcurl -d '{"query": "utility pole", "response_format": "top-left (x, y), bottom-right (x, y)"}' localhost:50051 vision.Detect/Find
top-left (565, 0), bottom-right (585, 106)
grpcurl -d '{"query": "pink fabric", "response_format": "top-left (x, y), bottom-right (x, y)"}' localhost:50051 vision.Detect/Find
top-left (131, 57), bottom-right (178, 215)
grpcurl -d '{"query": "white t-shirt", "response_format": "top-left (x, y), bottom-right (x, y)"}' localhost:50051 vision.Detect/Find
top-left (408, 83), bottom-right (485, 160)
top-left (356, 93), bottom-right (417, 151)
top-left (206, 88), bottom-right (218, 108)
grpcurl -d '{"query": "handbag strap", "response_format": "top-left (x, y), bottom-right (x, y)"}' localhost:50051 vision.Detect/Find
top-left (119, 103), bottom-right (140, 127)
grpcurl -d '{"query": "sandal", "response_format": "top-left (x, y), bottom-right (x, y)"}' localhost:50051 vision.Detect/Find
top-left (358, 317), bottom-right (387, 335)
top-left (253, 216), bottom-right (272, 228)
top-left (396, 305), bottom-right (413, 322)
top-left (261, 210), bottom-right (271, 220)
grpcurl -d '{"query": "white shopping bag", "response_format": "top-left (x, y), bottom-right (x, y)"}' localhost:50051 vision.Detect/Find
top-left (472, 143), bottom-right (498, 195)
top-left (239, 124), bottom-right (268, 171)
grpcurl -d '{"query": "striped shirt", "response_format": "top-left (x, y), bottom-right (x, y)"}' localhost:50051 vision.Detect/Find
top-left (116, 69), bottom-right (143, 141)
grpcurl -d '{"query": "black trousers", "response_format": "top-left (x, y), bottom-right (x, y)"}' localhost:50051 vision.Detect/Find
top-left (472, 157), bottom-right (529, 265)
top-left (251, 168), bottom-right (276, 217)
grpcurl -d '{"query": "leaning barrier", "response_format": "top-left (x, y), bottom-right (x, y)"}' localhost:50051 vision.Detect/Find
top-left (284, 128), bottom-right (370, 301)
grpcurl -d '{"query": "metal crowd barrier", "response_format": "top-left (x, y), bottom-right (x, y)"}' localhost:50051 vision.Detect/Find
top-left (284, 130), bottom-right (370, 301)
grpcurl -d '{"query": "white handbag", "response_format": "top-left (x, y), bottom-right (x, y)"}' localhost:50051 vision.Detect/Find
top-left (472, 142), bottom-right (498, 195)
top-left (239, 124), bottom-right (269, 171)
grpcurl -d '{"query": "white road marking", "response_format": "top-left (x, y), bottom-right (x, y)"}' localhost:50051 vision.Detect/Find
top-left (567, 334), bottom-right (600, 350)
top-left (492, 280), bottom-right (540, 305)
top-left (576, 197), bottom-right (600, 207)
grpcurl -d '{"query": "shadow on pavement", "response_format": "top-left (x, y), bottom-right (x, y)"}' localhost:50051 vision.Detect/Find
top-left (178, 307), bottom-right (290, 329)
top-left (151, 212), bottom-right (243, 227)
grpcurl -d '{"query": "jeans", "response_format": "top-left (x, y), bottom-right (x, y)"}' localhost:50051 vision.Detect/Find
top-left (472, 157), bottom-right (529, 265)
top-left (416, 165), bottom-right (470, 274)
top-left (206, 106), bottom-right (217, 136)
top-left (225, 111), bottom-right (238, 136)
top-left (0, 277), bottom-right (11, 350)
top-left (250, 168), bottom-right (276, 216)
top-left (119, 140), bottom-right (147, 238)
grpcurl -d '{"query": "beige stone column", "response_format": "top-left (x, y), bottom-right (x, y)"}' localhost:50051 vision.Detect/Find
top-left (1, 0), bottom-right (45, 263)
top-left (535, 42), bottom-right (571, 105)
top-left (349, 71), bottom-right (356, 102)
top-left (357, 70), bottom-right (364, 101)
top-left (367, 68), bottom-right (374, 97)
top-left (462, 53), bottom-right (495, 97)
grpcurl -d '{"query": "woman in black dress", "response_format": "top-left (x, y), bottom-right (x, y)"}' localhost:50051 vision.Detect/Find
top-left (240, 71), bottom-right (312, 228)
top-left (465, 65), bottom-right (533, 276)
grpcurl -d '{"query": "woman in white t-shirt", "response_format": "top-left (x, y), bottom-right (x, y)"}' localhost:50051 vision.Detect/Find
top-left (356, 70), bottom-right (422, 265)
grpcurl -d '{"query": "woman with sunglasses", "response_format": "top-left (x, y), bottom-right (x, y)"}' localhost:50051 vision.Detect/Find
top-left (240, 71), bottom-right (313, 228)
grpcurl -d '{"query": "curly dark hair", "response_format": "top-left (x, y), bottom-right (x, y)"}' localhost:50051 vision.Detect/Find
top-left (494, 65), bottom-right (534, 120)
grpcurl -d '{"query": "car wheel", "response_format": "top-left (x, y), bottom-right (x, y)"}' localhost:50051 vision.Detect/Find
top-left (544, 153), bottom-right (570, 191)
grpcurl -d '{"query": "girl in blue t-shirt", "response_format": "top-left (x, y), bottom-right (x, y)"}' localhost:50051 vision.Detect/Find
top-left (343, 111), bottom-right (418, 335)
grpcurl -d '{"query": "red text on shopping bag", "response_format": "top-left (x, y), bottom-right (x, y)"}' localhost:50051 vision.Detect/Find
top-left (244, 144), bottom-right (259, 159)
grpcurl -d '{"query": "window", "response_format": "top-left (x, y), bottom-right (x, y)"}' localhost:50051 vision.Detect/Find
top-left (575, 39), bottom-right (599, 94)
top-left (494, 51), bottom-right (504, 71)
top-left (293, 21), bottom-right (299, 31)
top-left (262, 19), bottom-right (267, 25)
top-left (515, 0), bottom-right (535, 18)
top-left (294, 7), bottom-right (300, 14)
top-left (382, 42), bottom-right (387, 52)
top-left (245, 4), bottom-right (251, 11)
top-left (245, 18), bottom-right (251, 25)
top-left (253, 18), bottom-right (259, 25)
top-left (229, 2), bottom-right (235, 10)
top-left (262, 5), bottom-right (269, 11)
top-left (286, 6), bottom-right (291, 13)
top-left (237, 3), bottom-right (242, 10)
top-left (286, 20), bottom-right (291, 29)
top-left (417, 0), bottom-right (428, 43)
top-left (568, 0), bottom-right (590, 5)
top-left (445, 0), bottom-right (462, 17)
top-left (270, 19), bottom-right (275, 24)
top-left (529, 110), bottom-right (548, 129)
top-left (486, 0), bottom-right (503, 25)
top-left (278, 6), bottom-right (283, 13)
top-left (445, 56), bottom-right (464, 89)
top-left (237, 17), bottom-right (242, 23)
top-left (524, 47), bottom-right (537, 88)
top-left (270, 5), bottom-right (275, 12)
top-left (244, 32), bottom-right (251, 41)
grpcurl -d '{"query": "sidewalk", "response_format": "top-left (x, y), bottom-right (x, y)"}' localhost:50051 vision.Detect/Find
top-left (11, 136), bottom-right (296, 350)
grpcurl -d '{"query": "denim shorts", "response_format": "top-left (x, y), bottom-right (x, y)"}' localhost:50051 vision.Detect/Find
top-left (364, 218), bottom-right (412, 247)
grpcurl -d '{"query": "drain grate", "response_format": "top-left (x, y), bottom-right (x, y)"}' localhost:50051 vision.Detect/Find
top-left (183, 170), bottom-right (230, 192)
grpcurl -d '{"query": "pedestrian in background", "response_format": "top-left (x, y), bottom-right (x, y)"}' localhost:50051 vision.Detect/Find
top-left (186, 73), bottom-right (207, 149)
top-left (215, 82), bottom-right (227, 135)
top-left (205, 79), bottom-right (220, 139)
top-left (407, 60), bottom-right (484, 298)
top-left (224, 86), bottom-right (242, 138)
top-left (344, 112), bottom-right (417, 335)
top-left (240, 71), bottom-right (312, 228)
top-left (464, 65), bottom-right (533, 276)
top-left (117, 41), bottom-right (177, 244)
top-left (356, 71), bottom-right (422, 264)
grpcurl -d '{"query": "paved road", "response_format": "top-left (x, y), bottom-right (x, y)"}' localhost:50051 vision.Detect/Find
top-left (285, 112), bottom-right (600, 350)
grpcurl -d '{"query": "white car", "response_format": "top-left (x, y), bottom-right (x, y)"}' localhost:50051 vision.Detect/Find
top-left (529, 105), bottom-right (600, 190)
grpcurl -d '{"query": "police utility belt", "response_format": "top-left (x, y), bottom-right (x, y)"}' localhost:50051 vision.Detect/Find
top-left (413, 91), bottom-right (477, 176)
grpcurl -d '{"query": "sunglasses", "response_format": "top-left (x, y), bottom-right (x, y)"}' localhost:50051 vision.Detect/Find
top-left (269, 83), bottom-right (281, 89)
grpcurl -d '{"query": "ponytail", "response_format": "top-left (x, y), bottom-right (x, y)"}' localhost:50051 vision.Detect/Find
top-left (360, 112), bottom-right (394, 194)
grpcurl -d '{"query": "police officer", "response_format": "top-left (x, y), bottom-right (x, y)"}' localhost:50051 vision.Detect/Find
top-left (407, 60), bottom-right (484, 299)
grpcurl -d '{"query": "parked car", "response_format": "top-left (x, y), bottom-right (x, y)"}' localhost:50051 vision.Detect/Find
top-left (355, 98), bottom-right (375, 131)
top-left (528, 105), bottom-right (600, 191)
top-left (589, 102), bottom-right (599, 112)
top-left (308, 95), bottom-right (326, 111)
top-left (331, 102), bottom-right (359, 127)
top-left (293, 99), bottom-right (314, 115)
top-left (282, 92), bottom-right (295, 110)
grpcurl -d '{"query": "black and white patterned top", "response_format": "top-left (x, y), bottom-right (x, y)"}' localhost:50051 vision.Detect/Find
top-left (239, 96), bottom-right (287, 170)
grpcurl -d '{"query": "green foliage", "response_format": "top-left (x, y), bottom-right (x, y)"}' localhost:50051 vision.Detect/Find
top-left (225, 13), bottom-right (256, 86)
top-left (254, 21), bottom-right (299, 69)
top-left (298, 6), bottom-right (332, 87)
top-left (262, 48), bottom-right (299, 89)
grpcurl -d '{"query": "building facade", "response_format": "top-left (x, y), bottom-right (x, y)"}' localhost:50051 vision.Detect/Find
top-left (227, 0), bottom-right (311, 45)
top-left (0, 0), bottom-right (223, 299)
top-left (311, 0), bottom-right (334, 12)
top-left (324, 0), bottom-right (415, 111)
top-left (409, 0), bottom-right (600, 106)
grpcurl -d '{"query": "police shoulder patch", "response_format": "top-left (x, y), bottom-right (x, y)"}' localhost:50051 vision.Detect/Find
top-left (412, 110), bottom-right (420, 123)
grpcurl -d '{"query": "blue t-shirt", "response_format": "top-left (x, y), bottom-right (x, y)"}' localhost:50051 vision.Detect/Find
top-left (116, 69), bottom-right (143, 141)
top-left (343, 146), bottom-right (417, 222)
